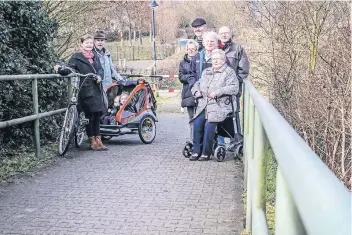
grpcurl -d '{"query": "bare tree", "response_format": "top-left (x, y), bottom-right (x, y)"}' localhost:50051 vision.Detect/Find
top-left (248, 1), bottom-right (351, 189)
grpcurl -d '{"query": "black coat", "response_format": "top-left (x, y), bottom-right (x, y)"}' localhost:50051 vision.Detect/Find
top-left (179, 54), bottom-right (195, 107)
top-left (58, 52), bottom-right (106, 113)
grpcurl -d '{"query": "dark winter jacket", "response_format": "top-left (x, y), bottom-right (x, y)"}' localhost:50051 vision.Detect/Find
top-left (179, 54), bottom-right (195, 107)
top-left (58, 52), bottom-right (107, 113)
top-left (193, 35), bottom-right (204, 51)
top-left (222, 41), bottom-right (249, 98)
top-left (219, 39), bottom-right (250, 111)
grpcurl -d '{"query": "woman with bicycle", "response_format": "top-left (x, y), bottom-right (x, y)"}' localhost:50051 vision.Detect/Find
top-left (54, 34), bottom-right (108, 151)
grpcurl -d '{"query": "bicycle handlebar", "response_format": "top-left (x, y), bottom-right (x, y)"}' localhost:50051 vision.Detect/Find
top-left (60, 66), bottom-right (98, 79)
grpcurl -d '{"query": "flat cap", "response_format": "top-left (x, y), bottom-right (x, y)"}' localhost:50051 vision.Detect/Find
top-left (94, 30), bottom-right (106, 39)
top-left (191, 18), bottom-right (206, 27)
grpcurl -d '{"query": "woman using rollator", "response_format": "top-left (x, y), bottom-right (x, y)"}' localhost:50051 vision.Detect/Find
top-left (189, 49), bottom-right (239, 161)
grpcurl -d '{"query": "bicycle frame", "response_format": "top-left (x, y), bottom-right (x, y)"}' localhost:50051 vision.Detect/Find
top-left (69, 76), bottom-right (79, 102)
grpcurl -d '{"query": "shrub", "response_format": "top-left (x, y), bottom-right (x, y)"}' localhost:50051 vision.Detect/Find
top-left (0, 2), bottom-right (66, 159)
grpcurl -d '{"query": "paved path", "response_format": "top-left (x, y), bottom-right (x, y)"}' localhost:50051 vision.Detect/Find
top-left (0, 113), bottom-right (243, 235)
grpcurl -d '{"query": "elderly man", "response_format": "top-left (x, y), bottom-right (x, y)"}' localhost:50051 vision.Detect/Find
top-left (218, 26), bottom-right (249, 99)
top-left (93, 30), bottom-right (123, 89)
top-left (218, 26), bottom-right (249, 148)
top-left (191, 18), bottom-right (207, 51)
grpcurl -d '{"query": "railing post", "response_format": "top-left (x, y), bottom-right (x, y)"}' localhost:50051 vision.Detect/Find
top-left (243, 88), bottom-right (250, 189)
top-left (253, 109), bottom-right (268, 211)
top-left (32, 78), bottom-right (40, 158)
top-left (245, 96), bottom-right (255, 232)
top-left (241, 83), bottom-right (245, 133)
top-left (252, 109), bottom-right (269, 234)
top-left (275, 168), bottom-right (306, 235)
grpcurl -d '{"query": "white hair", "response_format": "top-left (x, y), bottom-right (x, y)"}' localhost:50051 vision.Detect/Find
top-left (186, 39), bottom-right (199, 51)
top-left (202, 31), bottom-right (218, 42)
top-left (211, 49), bottom-right (226, 61)
top-left (202, 31), bottom-right (219, 49)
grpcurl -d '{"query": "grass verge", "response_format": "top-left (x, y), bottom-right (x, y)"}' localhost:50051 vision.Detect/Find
top-left (242, 147), bottom-right (277, 235)
top-left (266, 147), bottom-right (277, 234)
top-left (0, 141), bottom-right (58, 183)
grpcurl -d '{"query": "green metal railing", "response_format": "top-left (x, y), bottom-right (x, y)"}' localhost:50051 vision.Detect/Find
top-left (0, 74), bottom-right (72, 158)
top-left (242, 80), bottom-right (351, 235)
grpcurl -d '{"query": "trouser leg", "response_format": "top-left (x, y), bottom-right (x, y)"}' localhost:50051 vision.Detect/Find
top-left (202, 121), bottom-right (217, 156)
top-left (233, 112), bottom-right (243, 143)
top-left (187, 107), bottom-right (195, 141)
top-left (93, 112), bottom-right (101, 136)
top-left (86, 112), bottom-right (94, 138)
top-left (193, 111), bottom-right (206, 155)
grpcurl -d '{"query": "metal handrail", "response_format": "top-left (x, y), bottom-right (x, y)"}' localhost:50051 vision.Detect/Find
top-left (0, 73), bottom-right (72, 158)
top-left (0, 73), bottom-right (74, 81)
top-left (242, 79), bottom-right (351, 235)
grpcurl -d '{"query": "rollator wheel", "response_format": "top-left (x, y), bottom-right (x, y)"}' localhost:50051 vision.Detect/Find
top-left (212, 140), bottom-right (218, 154)
top-left (102, 136), bottom-right (113, 141)
top-left (235, 145), bottom-right (243, 159)
top-left (215, 146), bottom-right (226, 162)
top-left (182, 142), bottom-right (193, 158)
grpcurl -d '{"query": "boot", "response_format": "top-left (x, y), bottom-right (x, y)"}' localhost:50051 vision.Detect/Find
top-left (89, 136), bottom-right (100, 151)
top-left (95, 136), bottom-right (108, 151)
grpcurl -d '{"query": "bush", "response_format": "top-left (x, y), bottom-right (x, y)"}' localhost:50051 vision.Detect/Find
top-left (0, 2), bottom-right (66, 159)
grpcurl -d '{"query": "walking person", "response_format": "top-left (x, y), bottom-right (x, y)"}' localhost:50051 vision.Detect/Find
top-left (93, 30), bottom-right (123, 90)
top-left (55, 34), bottom-right (108, 151)
top-left (179, 39), bottom-right (199, 143)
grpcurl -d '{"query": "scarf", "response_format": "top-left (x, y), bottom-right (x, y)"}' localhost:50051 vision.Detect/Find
top-left (80, 49), bottom-right (94, 64)
top-left (218, 38), bottom-right (232, 51)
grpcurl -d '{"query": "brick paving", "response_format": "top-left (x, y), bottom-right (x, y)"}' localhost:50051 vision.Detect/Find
top-left (0, 113), bottom-right (243, 235)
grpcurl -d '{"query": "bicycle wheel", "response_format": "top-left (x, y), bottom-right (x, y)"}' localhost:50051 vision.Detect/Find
top-left (75, 112), bottom-right (87, 148)
top-left (75, 130), bottom-right (85, 148)
top-left (59, 105), bottom-right (77, 155)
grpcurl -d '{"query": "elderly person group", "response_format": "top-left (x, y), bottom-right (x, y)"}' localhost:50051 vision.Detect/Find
top-left (179, 18), bottom-right (249, 161)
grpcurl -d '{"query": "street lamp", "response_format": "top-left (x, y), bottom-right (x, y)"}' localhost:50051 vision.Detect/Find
top-left (150, 0), bottom-right (159, 75)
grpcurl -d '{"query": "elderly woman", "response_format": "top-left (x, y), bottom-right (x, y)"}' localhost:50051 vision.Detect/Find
top-left (189, 31), bottom-right (219, 84)
top-left (179, 39), bottom-right (199, 141)
top-left (189, 31), bottom-right (229, 145)
top-left (189, 49), bottom-right (239, 161)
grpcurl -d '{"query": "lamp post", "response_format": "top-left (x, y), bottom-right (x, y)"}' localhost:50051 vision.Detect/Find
top-left (150, 0), bottom-right (158, 75)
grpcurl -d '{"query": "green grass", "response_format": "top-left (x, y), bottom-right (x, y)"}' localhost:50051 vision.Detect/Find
top-left (0, 142), bottom-right (58, 183)
top-left (242, 147), bottom-right (277, 235)
top-left (266, 147), bottom-right (277, 234)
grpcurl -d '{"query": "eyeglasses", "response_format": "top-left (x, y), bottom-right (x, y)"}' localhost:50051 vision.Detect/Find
top-left (187, 48), bottom-right (196, 52)
top-left (212, 57), bottom-right (224, 61)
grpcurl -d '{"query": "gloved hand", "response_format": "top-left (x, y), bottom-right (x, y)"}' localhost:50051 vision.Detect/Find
top-left (96, 76), bottom-right (102, 83)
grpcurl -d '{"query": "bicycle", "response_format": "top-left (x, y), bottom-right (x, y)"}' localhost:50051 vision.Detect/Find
top-left (58, 65), bottom-right (100, 156)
